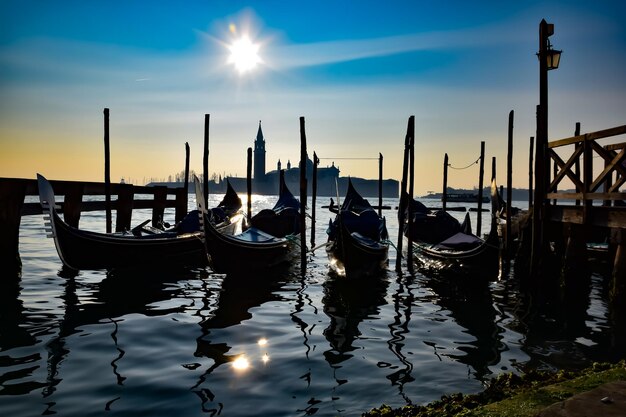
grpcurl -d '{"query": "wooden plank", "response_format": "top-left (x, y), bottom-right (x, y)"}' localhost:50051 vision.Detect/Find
top-left (589, 147), bottom-right (626, 192)
top-left (0, 177), bottom-right (182, 197)
top-left (549, 125), bottom-right (626, 149)
top-left (606, 142), bottom-right (626, 151)
top-left (547, 192), bottom-right (626, 200)
top-left (549, 206), bottom-right (626, 228)
top-left (548, 147), bottom-right (584, 192)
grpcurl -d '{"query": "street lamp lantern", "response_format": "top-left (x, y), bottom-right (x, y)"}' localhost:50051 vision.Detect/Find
top-left (539, 40), bottom-right (562, 70)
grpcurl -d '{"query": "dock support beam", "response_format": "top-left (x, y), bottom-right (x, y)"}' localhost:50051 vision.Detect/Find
top-left (610, 229), bottom-right (626, 309)
top-left (0, 181), bottom-right (26, 278)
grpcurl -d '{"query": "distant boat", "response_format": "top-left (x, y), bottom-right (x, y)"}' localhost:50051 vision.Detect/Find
top-left (445, 193), bottom-right (490, 203)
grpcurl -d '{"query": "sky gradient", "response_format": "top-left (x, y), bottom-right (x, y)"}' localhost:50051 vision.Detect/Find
top-left (1, 1), bottom-right (625, 195)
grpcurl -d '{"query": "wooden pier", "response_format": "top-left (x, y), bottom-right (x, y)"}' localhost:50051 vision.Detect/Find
top-left (524, 123), bottom-right (626, 305)
top-left (0, 177), bottom-right (188, 276)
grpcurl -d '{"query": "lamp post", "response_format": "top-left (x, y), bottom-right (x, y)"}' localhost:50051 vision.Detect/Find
top-left (531, 19), bottom-right (561, 276)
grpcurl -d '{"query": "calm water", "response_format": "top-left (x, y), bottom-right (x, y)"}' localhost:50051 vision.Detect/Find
top-left (1, 194), bottom-right (623, 416)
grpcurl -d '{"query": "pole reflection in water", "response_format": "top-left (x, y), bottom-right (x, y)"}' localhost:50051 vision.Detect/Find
top-left (322, 273), bottom-right (389, 384)
top-left (422, 274), bottom-right (504, 380)
top-left (386, 272), bottom-right (416, 405)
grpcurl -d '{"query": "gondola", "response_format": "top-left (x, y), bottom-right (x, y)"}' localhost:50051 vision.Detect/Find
top-left (404, 179), bottom-right (500, 276)
top-left (194, 176), bottom-right (293, 274)
top-left (249, 174), bottom-right (301, 238)
top-left (326, 179), bottom-right (389, 279)
top-left (38, 173), bottom-right (209, 271)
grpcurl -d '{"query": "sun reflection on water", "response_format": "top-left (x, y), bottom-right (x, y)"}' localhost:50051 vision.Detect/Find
top-left (231, 355), bottom-right (250, 371)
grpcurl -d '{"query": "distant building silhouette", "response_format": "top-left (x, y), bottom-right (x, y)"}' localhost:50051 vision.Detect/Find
top-left (253, 121), bottom-right (266, 181)
top-left (152, 122), bottom-right (399, 198)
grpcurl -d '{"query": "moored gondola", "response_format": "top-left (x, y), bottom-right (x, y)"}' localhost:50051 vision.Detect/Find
top-left (38, 173), bottom-right (209, 271)
top-left (249, 174), bottom-right (301, 238)
top-left (194, 176), bottom-right (294, 274)
top-left (326, 179), bottom-right (389, 279)
top-left (405, 179), bottom-right (500, 277)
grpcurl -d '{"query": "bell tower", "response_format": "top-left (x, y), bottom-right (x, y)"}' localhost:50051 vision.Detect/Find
top-left (253, 120), bottom-right (266, 180)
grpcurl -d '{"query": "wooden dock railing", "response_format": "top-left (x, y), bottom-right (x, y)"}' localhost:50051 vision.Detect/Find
top-left (0, 177), bottom-right (189, 275)
top-left (545, 124), bottom-right (626, 227)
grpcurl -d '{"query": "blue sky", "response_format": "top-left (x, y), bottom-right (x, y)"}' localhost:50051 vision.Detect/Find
top-left (1, 1), bottom-right (625, 194)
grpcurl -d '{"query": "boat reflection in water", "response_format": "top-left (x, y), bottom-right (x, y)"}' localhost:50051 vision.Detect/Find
top-left (321, 273), bottom-right (390, 382)
top-left (421, 274), bottom-right (504, 381)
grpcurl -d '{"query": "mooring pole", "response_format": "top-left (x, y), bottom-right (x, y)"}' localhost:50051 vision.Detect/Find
top-left (246, 147), bottom-right (252, 222)
top-left (442, 153), bottom-right (449, 212)
top-left (574, 122), bottom-right (581, 206)
top-left (184, 142), bottom-right (190, 212)
top-left (378, 153), bottom-right (383, 217)
top-left (477, 141), bottom-right (485, 235)
top-left (506, 111), bottom-right (514, 259)
top-left (203, 114), bottom-right (210, 210)
top-left (529, 136), bottom-right (534, 208)
top-left (104, 108), bottom-right (112, 234)
top-left (407, 118), bottom-right (415, 273)
top-left (311, 152), bottom-right (319, 248)
top-left (395, 116), bottom-right (413, 272)
top-left (299, 116), bottom-right (308, 273)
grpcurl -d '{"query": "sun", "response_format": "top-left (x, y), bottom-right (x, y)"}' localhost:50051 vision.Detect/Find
top-left (228, 35), bottom-right (261, 74)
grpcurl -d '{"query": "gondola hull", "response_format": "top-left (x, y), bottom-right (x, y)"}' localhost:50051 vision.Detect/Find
top-left (50, 210), bottom-right (209, 270)
top-left (326, 221), bottom-right (388, 279)
top-left (411, 225), bottom-right (500, 278)
top-left (38, 174), bottom-right (209, 271)
top-left (194, 175), bottom-right (295, 274)
top-left (326, 179), bottom-right (389, 279)
top-left (406, 179), bottom-right (501, 278)
top-left (203, 218), bottom-right (293, 274)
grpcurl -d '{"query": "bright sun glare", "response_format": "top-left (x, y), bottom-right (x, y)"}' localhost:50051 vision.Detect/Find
top-left (228, 36), bottom-right (261, 74)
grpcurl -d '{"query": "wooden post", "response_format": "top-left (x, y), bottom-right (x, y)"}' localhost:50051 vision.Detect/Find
top-left (0, 180), bottom-right (27, 277)
top-left (203, 114), bottom-right (210, 210)
top-left (529, 136), bottom-right (534, 208)
top-left (247, 147), bottom-right (252, 222)
top-left (63, 183), bottom-right (84, 228)
top-left (610, 229), bottom-right (626, 310)
top-left (407, 119), bottom-right (415, 273)
top-left (311, 153), bottom-right (319, 248)
top-left (574, 122), bottom-right (581, 206)
top-left (115, 184), bottom-right (134, 232)
top-left (174, 186), bottom-right (186, 224)
top-left (152, 186), bottom-right (167, 228)
top-left (506, 111), bottom-right (514, 258)
top-left (104, 108), bottom-right (112, 234)
top-left (531, 105), bottom-right (545, 276)
top-left (299, 116), bottom-right (308, 273)
top-left (491, 156), bottom-right (496, 182)
top-left (184, 142), bottom-right (190, 206)
top-left (583, 133), bottom-right (592, 224)
top-left (562, 224), bottom-right (588, 284)
top-left (477, 141), bottom-right (485, 236)
top-left (378, 153), bottom-right (383, 217)
top-left (442, 153), bottom-right (449, 212)
top-left (395, 116), bottom-right (413, 272)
